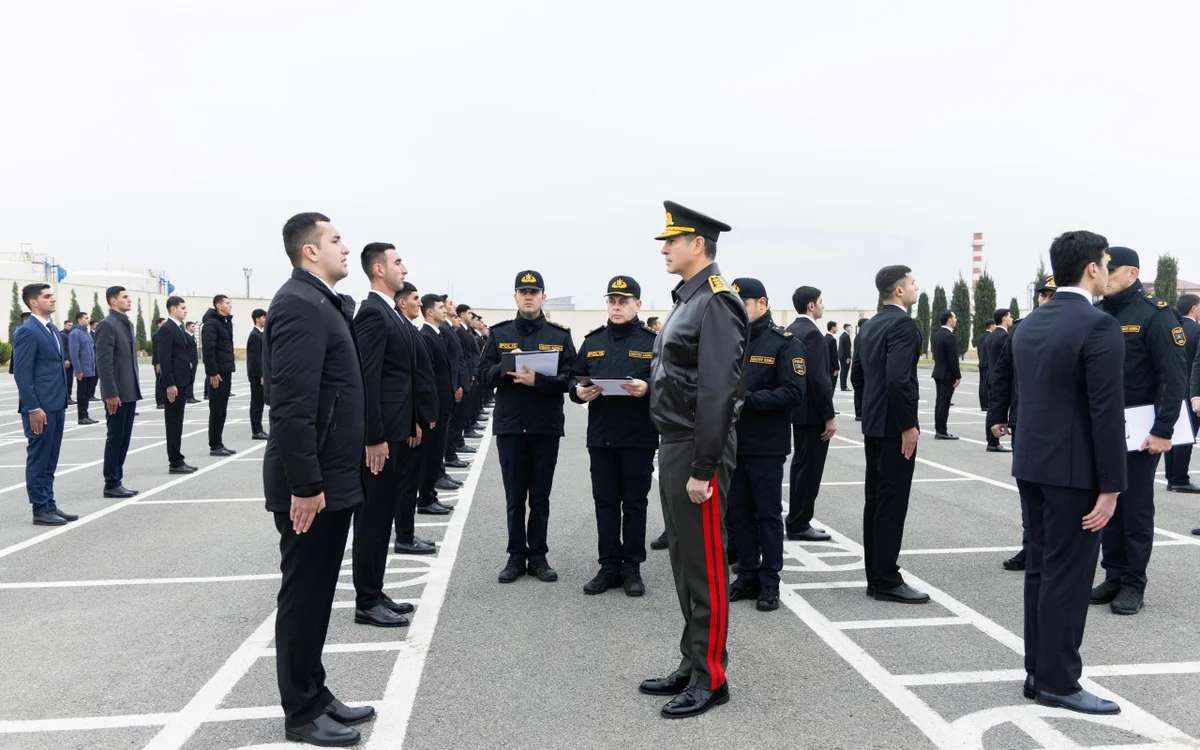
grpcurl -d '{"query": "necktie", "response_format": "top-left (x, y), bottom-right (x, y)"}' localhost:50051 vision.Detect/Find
top-left (46, 323), bottom-right (61, 355)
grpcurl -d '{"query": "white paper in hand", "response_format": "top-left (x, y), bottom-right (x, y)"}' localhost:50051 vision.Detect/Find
top-left (1124, 402), bottom-right (1195, 452)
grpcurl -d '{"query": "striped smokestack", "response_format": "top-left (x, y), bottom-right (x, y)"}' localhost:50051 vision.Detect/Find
top-left (971, 232), bottom-right (984, 292)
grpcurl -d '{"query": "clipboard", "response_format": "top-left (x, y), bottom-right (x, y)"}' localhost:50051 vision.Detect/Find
top-left (578, 377), bottom-right (635, 397)
top-left (501, 350), bottom-right (559, 377)
top-left (1124, 402), bottom-right (1196, 452)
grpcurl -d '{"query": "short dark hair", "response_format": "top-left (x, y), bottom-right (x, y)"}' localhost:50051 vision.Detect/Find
top-left (857, 317), bottom-right (868, 327)
top-left (395, 282), bottom-right (417, 301)
top-left (1049, 230), bottom-right (1108, 288)
top-left (21, 283), bottom-right (49, 308)
top-left (154, 317), bottom-right (165, 327)
top-left (212, 295), bottom-right (228, 307)
top-left (105, 286), bottom-right (126, 305)
top-left (647, 316), bottom-right (659, 327)
top-left (843, 324), bottom-right (852, 330)
top-left (875, 265), bottom-right (912, 298)
top-left (166, 295), bottom-right (185, 312)
top-left (420, 293), bottom-right (442, 315)
top-left (701, 236), bottom-right (717, 260)
top-left (251, 308), bottom-right (267, 321)
top-left (455, 303), bottom-right (471, 316)
top-left (74, 311), bottom-right (88, 322)
top-left (282, 212), bottom-right (331, 266)
top-left (826, 321), bottom-right (838, 332)
top-left (792, 286), bottom-right (821, 314)
top-left (361, 242), bottom-right (395, 277)
top-left (1176, 294), bottom-right (1199, 316)
top-left (938, 310), bottom-right (955, 325)
top-left (185, 321), bottom-right (195, 330)
top-left (993, 308), bottom-right (1010, 326)
top-left (20, 312), bottom-right (30, 321)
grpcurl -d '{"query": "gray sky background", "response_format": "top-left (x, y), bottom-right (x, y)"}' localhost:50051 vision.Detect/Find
top-left (3, 1), bottom-right (1198, 312)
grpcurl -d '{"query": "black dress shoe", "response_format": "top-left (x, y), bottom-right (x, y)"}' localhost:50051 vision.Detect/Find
top-left (186, 397), bottom-right (201, 404)
top-left (394, 538), bottom-right (437, 555)
top-left (78, 417), bottom-right (98, 425)
top-left (156, 404), bottom-right (165, 410)
top-left (986, 444), bottom-right (1012, 453)
top-left (457, 444), bottom-right (476, 454)
top-left (169, 463), bottom-right (198, 474)
top-left (210, 446), bottom-right (236, 457)
top-left (872, 583), bottom-right (931, 604)
top-left (464, 430), bottom-right (484, 439)
top-left (324, 698), bottom-right (375, 726)
top-left (1036, 688), bottom-right (1120, 715)
top-left (934, 432), bottom-right (959, 440)
top-left (103, 485), bottom-right (138, 498)
top-left (67, 398), bottom-right (76, 405)
top-left (381, 595), bottom-right (415, 615)
top-left (623, 568), bottom-right (645, 597)
top-left (435, 476), bottom-right (462, 491)
top-left (1023, 674), bottom-right (1035, 700)
top-left (354, 603), bottom-right (410, 628)
top-left (528, 558), bottom-right (558, 582)
top-left (51, 508), bottom-right (79, 521)
top-left (284, 713), bottom-right (361, 746)
top-left (639, 670), bottom-right (690, 696)
top-left (252, 431), bottom-right (269, 440)
top-left (33, 512), bottom-right (67, 526)
top-left (444, 458), bottom-right (470, 469)
top-left (417, 502), bottom-right (451, 516)
top-left (1002, 549), bottom-right (1027, 571)
top-left (661, 683), bottom-right (730, 719)
top-left (1110, 587), bottom-right (1144, 615)
top-left (787, 527), bottom-right (832, 542)
top-left (729, 579), bottom-right (761, 602)
top-left (650, 531), bottom-right (668, 550)
top-left (583, 568), bottom-right (623, 595)
top-left (498, 560), bottom-right (525, 583)
top-left (1089, 579), bottom-right (1120, 604)
top-left (1167, 482), bottom-right (1200, 493)
top-left (757, 586), bottom-right (780, 612)
top-left (1194, 528), bottom-right (1200, 536)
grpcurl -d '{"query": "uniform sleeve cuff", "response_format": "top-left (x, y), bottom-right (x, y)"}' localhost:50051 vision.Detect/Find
top-left (689, 465), bottom-right (715, 482)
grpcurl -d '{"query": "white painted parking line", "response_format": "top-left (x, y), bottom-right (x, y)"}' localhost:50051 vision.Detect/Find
top-left (0, 712), bottom-right (179, 734)
top-left (136, 497), bottom-right (261, 505)
top-left (897, 661), bottom-right (1200, 686)
top-left (259, 641), bottom-right (405, 657)
top-left (0, 574), bottom-right (281, 590)
top-left (834, 616), bottom-right (967, 630)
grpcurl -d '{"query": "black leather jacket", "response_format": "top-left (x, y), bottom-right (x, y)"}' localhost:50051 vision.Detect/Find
top-left (649, 262), bottom-right (750, 480)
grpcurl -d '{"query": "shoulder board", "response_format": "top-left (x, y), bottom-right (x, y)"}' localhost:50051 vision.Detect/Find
top-left (547, 319), bottom-right (570, 331)
top-left (769, 326), bottom-right (793, 338)
top-left (1142, 293), bottom-right (1169, 309)
top-left (490, 318), bottom-right (514, 328)
top-left (708, 276), bottom-right (731, 294)
top-left (584, 324), bottom-right (607, 338)
top-left (642, 325), bottom-right (658, 335)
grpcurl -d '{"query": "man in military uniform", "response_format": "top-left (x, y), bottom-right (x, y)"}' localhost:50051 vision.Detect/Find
top-left (478, 271), bottom-right (576, 584)
top-left (726, 278), bottom-right (805, 613)
top-left (569, 275), bottom-right (658, 597)
top-left (1090, 247), bottom-right (1187, 615)
top-left (638, 201), bottom-right (748, 719)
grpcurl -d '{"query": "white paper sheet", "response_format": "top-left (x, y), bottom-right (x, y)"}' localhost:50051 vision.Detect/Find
top-left (505, 350), bottom-right (559, 377)
top-left (589, 378), bottom-right (635, 397)
top-left (1124, 402), bottom-right (1196, 452)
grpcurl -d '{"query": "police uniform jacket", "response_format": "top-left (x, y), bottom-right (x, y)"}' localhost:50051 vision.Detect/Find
top-left (649, 263), bottom-right (750, 481)
top-left (568, 316), bottom-right (658, 450)
top-left (1099, 281), bottom-right (1188, 438)
top-left (736, 313), bottom-right (806, 456)
top-left (479, 313), bottom-right (576, 436)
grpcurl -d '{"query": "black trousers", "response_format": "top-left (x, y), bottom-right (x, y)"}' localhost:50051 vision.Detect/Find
top-left (249, 377), bottom-right (265, 435)
top-left (839, 364), bottom-right (849, 390)
top-left (208, 373), bottom-right (232, 449)
top-left (978, 373), bottom-right (989, 411)
top-left (77, 376), bottom-right (97, 419)
top-left (65, 364), bottom-right (74, 397)
top-left (1019, 480), bottom-right (1102, 695)
top-left (786, 424), bottom-right (830, 534)
top-left (103, 402), bottom-right (136, 490)
top-left (155, 370), bottom-right (164, 407)
top-left (355, 440), bottom-right (417, 608)
top-left (274, 506), bottom-right (353, 726)
top-left (163, 392), bottom-right (186, 466)
top-left (862, 435), bottom-right (916, 590)
top-left (394, 439), bottom-right (423, 542)
top-left (419, 411), bottom-right (450, 503)
top-left (497, 434), bottom-right (560, 560)
top-left (853, 386), bottom-right (863, 419)
top-left (1101, 449), bottom-right (1159, 594)
top-left (729, 453), bottom-right (785, 587)
top-left (588, 446), bottom-right (654, 570)
top-left (933, 378), bottom-right (954, 435)
top-left (1164, 409), bottom-right (1199, 485)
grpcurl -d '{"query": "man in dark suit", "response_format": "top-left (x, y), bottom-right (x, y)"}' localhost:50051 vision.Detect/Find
top-left (785, 286), bottom-right (835, 542)
top-left (203, 295), bottom-right (236, 457)
top-left (60, 321), bottom-right (75, 406)
top-left (9, 312), bottom-right (30, 375)
top-left (1010, 229), bottom-right (1124, 716)
top-left (263, 212), bottom-right (373, 746)
top-left (418, 294), bottom-right (458, 514)
top-left (95, 285), bottom-right (142, 499)
top-left (1165, 294), bottom-right (1200, 493)
top-left (247, 309), bottom-right (268, 440)
top-left (851, 317), bottom-right (867, 420)
top-left (152, 318), bottom-right (165, 409)
top-left (13, 284), bottom-right (75, 526)
top-left (931, 310), bottom-right (961, 439)
top-left (439, 297), bottom-right (470, 471)
top-left (451, 302), bottom-right (482, 446)
top-left (838, 323), bottom-right (853, 391)
top-left (825, 321), bottom-right (839, 390)
top-left (69, 311), bottom-right (98, 425)
top-left (982, 310), bottom-right (1013, 452)
top-left (858, 265), bottom-right (928, 604)
top-left (977, 320), bottom-right (995, 411)
top-left (155, 296), bottom-right (196, 474)
top-left (184, 321), bottom-right (200, 403)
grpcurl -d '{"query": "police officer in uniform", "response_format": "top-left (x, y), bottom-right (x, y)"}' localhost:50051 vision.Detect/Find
top-left (726, 278), bottom-right (805, 613)
top-left (478, 271), bottom-right (576, 585)
top-left (569, 275), bottom-right (658, 597)
top-left (638, 201), bottom-right (749, 720)
top-left (1090, 247), bottom-right (1187, 615)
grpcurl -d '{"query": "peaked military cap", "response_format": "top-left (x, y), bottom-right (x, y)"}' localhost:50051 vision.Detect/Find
top-left (514, 270), bottom-right (545, 291)
top-left (654, 200), bottom-right (732, 242)
top-left (1036, 275), bottom-right (1057, 294)
top-left (605, 275), bottom-right (641, 299)
top-left (731, 277), bottom-right (767, 300)
top-left (1107, 247), bottom-right (1140, 270)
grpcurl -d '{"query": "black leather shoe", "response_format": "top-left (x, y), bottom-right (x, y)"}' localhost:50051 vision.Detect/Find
top-left (650, 531), bottom-right (668, 550)
top-left (639, 670), bottom-right (690, 696)
top-left (284, 714), bottom-right (361, 746)
top-left (444, 458), bottom-right (470, 469)
top-left (435, 477), bottom-right (462, 491)
top-left (67, 398), bottom-right (76, 405)
top-left (32, 512), bottom-right (67, 526)
top-left (457, 444), bottom-right (476, 454)
top-left (464, 430), bottom-right (484, 439)
top-left (1023, 674), bottom-right (1035, 700)
top-left (416, 502), bottom-right (451, 516)
top-left (729, 580), bottom-right (761, 602)
top-left (872, 584), bottom-right (931, 604)
top-left (210, 447), bottom-right (236, 457)
top-left (186, 397), bottom-right (201, 404)
top-left (394, 538), bottom-right (437, 555)
top-left (354, 603), bottom-right (410, 628)
top-left (529, 558), bottom-right (558, 582)
top-left (986, 444), bottom-right (1012, 453)
top-left (498, 561), bottom-right (525, 584)
top-left (623, 568), bottom-right (645, 597)
top-left (934, 433), bottom-right (959, 440)
top-left (169, 463), bottom-right (198, 474)
top-left (1036, 688), bottom-right (1120, 715)
top-left (1089, 579), bottom-right (1120, 604)
top-left (252, 431), bottom-right (269, 440)
top-left (661, 683), bottom-right (730, 719)
top-left (51, 508), bottom-right (79, 522)
top-left (381, 595), bottom-right (414, 615)
top-left (1167, 482), bottom-right (1200, 493)
top-left (1194, 528), bottom-right (1200, 536)
top-left (103, 485), bottom-right (138, 498)
top-left (324, 698), bottom-right (374, 726)
top-left (583, 569), bottom-right (623, 595)
top-left (1003, 549), bottom-right (1027, 571)
top-left (1110, 587), bottom-right (1144, 615)
top-left (78, 417), bottom-right (98, 425)
top-left (757, 586), bottom-right (780, 611)
top-left (787, 527), bottom-right (832, 542)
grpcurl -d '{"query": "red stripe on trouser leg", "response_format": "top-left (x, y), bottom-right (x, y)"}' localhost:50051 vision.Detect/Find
top-left (704, 474), bottom-right (727, 689)
top-left (701, 476), bottom-right (720, 690)
top-left (710, 475), bottom-right (727, 688)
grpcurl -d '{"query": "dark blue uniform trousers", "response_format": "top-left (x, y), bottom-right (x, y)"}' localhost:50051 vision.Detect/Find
top-left (23, 407), bottom-right (65, 515)
top-left (497, 434), bottom-right (560, 562)
top-left (103, 402), bottom-right (136, 490)
top-left (588, 447), bottom-right (653, 571)
top-left (1101, 449), bottom-right (1160, 594)
top-left (728, 454), bottom-right (785, 587)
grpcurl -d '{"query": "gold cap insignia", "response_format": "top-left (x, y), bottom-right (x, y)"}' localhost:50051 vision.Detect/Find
top-left (664, 211), bottom-right (673, 226)
top-left (732, 283), bottom-right (740, 293)
top-left (520, 273), bottom-right (538, 284)
top-left (611, 278), bottom-right (627, 289)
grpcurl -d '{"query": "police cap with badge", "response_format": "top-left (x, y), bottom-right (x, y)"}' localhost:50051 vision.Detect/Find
top-left (654, 201), bottom-right (732, 243)
top-left (731, 277), bottom-right (768, 301)
top-left (605, 276), bottom-right (641, 299)
top-left (515, 270), bottom-right (545, 291)
top-left (1037, 275), bottom-right (1057, 295)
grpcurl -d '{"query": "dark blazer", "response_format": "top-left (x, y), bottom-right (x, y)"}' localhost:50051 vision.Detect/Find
top-left (153, 319), bottom-right (192, 390)
top-left (825, 333), bottom-right (839, 374)
top-left (439, 320), bottom-right (466, 393)
top-left (983, 327), bottom-right (1009, 388)
top-left (95, 311), bottom-right (142, 404)
top-left (354, 293), bottom-right (438, 445)
top-left (12, 316), bottom-right (69, 414)
top-left (850, 327), bottom-right (865, 391)
top-left (68, 325), bottom-right (96, 378)
top-left (1011, 292), bottom-right (1126, 493)
top-left (262, 270), bottom-right (366, 512)
top-left (455, 323), bottom-right (478, 387)
top-left (246, 327), bottom-right (264, 380)
top-left (987, 322), bottom-right (1018, 428)
top-left (185, 331), bottom-right (198, 375)
top-left (420, 322), bottom-right (455, 416)
top-left (931, 326), bottom-right (961, 381)
top-left (1182, 316), bottom-right (1199, 396)
top-left (977, 329), bottom-right (993, 374)
top-left (838, 331), bottom-right (852, 364)
top-left (858, 304), bottom-right (921, 438)
top-left (786, 316), bottom-right (835, 425)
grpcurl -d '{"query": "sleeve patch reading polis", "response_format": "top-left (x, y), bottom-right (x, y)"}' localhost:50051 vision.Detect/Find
top-left (1120, 325), bottom-right (1142, 334)
top-left (749, 355), bottom-right (776, 365)
top-left (793, 357), bottom-right (806, 376)
top-left (498, 342), bottom-right (518, 350)
top-left (1173, 326), bottom-right (1186, 346)
top-left (708, 276), bottom-right (730, 294)
top-left (628, 350), bottom-right (653, 359)
top-left (538, 344), bottom-right (564, 352)
top-left (587, 350), bottom-right (605, 358)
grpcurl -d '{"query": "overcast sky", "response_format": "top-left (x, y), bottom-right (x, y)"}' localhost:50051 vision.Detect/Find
top-left (3, 1), bottom-right (1198, 312)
